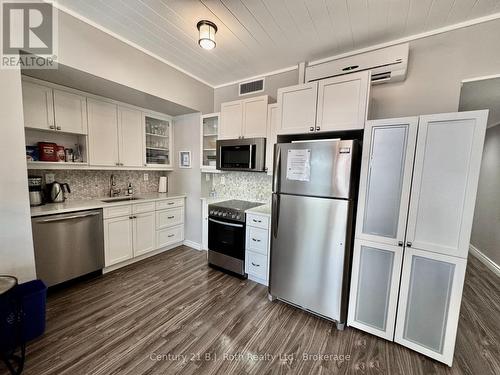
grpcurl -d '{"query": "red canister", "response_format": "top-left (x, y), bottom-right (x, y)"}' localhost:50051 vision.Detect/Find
top-left (38, 142), bottom-right (58, 162)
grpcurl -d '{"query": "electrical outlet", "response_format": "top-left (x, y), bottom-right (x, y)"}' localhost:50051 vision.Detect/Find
top-left (220, 176), bottom-right (225, 185)
top-left (45, 173), bottom-right (55, 184)
top-left (143, 173), bottom-right (149, 182)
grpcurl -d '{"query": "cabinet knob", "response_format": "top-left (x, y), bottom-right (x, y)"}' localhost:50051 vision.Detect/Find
top-left (309, 126), bottom-right (314, 132)
top-left (129, 216), bottom-right (133, 219)
top-left (316, 126), bottom-right (321, 131)
top-left (398, 241), bottom-right (403, 247)
top-left (406, 242), bottom-right (412, 247)
top-left (49, 125), bottom-right (55, 129)
top-left (56, 126), bottom-right (61, 130)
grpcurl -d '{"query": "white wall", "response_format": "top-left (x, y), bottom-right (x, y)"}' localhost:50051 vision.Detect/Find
top-left (170, 113), bottom-right (202, 248)
top-left (213, 19), bottom-right (500, 119)
top-left (0, 69), bottom-right (37, 282)
top-left (58, 11), bottom-right (214, 114)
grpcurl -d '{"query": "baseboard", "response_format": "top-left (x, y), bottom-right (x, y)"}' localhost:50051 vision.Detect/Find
top-left (469, 244), bottom-right (500, 277)
top-left (183, 240), bottom-right (202, 251)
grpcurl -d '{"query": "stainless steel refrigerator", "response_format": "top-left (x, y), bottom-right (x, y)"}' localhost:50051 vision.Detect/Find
top-left (269, 139), bottom-right (359, 329)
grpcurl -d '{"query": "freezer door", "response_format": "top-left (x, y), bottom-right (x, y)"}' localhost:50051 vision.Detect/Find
top-left (270, 193), bottom-right (349, 321)
top-left (273, 140), bottom-right (355, 199)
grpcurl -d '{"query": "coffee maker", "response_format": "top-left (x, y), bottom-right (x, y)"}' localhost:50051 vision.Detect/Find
top-left (28, 176), bottom-right (44, 206)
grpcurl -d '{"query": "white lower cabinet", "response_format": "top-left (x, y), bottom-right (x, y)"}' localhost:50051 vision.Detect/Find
top-left (347, 240), bottom-right (403, 341)
top-left (394, 249), bottom-right (466, 366)
top-left (104, 198), bottom-right (185, 268)
top-left (245, 211), bottom-right (271, 285)
top-left (133, 212), bottom-right (156, 257)
top-left (104, 216), bottom-right (134, 266)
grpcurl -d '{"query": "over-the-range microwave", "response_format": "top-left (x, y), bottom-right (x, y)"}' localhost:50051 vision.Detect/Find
top-left (216, 137), bottom-right (266, 172)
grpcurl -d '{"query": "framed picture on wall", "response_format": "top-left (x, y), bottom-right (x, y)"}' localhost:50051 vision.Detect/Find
top-left (179, 151), bottom-right (192, 168)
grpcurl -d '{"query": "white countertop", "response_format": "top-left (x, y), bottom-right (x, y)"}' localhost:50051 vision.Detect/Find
top-left (30, 193), bottom-right (186, 217)
top-left (245, 203), bottom-right (271, 217)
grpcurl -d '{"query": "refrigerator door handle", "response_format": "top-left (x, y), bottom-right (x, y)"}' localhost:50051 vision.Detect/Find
top-left (272, 194), bottom-right (280, 239)
top-left (273, 146), bottom-right (281, 192)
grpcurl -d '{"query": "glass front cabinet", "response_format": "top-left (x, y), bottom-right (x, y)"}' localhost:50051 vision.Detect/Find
top-left (144, 113), bottom-right (172, 167)
top-left (200, 113), bottom-right (219, 172)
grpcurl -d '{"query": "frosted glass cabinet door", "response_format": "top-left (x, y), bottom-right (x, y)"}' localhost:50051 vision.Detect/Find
top-left (405, 111), bottom-right (487, 258)
top-left (356, 117), bottom-right (418, 246)
top-left (347, 239), bottom-right (403, 340)
top-left (394, 248), bottom-right (467, 366)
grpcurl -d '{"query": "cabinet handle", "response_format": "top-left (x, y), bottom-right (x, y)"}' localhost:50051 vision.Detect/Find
top-left (167, 216), bottom-right (174, 219)
top-left (116, 162), bottom-right (120, 166)
top-left (129, 216), bottom-right (133, 219)
top-left (49, 125), bottom-right (55, 129)
top-left (252, 238), bottom-right (261, 242)
top-left (168, 234), bottom-right (175, 238)
top-left (251, 262), bottom-right (260, 267)
top-left (406, 242), bottom-right (412, 247)
top-left (398, 241), bottom-right (403, 247)
top-left (144, 163), bottom-right (147, 166)
top-left (167, 202), bottom-right (174, 205)
top-left (133, 216), bottom-right (137, 219)
top-left (316, 126), bottom-right (321, 131)
top-left (309, 126), bottom-right (314, 132)
top-left (253, 219), bottom-right (262, 223)
top-left (56, 126), bottom-right (61, 130)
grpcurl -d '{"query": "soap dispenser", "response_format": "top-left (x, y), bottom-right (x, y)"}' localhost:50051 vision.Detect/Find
top-left (127, 183), bottom-right (133, 196)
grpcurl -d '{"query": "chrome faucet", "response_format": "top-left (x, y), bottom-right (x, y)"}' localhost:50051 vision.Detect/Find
top-left (109, 174), bottom-right (120, 197)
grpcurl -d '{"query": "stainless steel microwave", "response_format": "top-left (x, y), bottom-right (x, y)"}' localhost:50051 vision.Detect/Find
top-left (216, 137), bottom-right (266, 172)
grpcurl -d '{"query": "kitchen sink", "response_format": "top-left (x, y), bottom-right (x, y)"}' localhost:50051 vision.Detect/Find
top-left (101, 197), bottom-right (143, 203)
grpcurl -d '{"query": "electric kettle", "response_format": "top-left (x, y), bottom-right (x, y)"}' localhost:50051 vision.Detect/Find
top-left (49, 182), bottom-right (71, 203)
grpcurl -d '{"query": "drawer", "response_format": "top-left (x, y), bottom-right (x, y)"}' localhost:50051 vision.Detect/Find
top-left (247, 213), bottom-right (269, 229)
top-left (133, 202), bottom-right (155, 214)
top-left (103, 204), bottom-right (131, 219)
top-left (246, 226), bottom-right (269, 255)
top-left (156, 207), bottom-right (184, 229)
top-left (157, 225), bottom-right (184, 248)
top-left (156, 198), bottom-right (184, 210)
top-left (246, 251), bottom-right (268, 281)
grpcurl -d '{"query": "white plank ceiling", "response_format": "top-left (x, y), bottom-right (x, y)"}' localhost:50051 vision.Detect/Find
top-left (56, 0), bottom-right (500, 87)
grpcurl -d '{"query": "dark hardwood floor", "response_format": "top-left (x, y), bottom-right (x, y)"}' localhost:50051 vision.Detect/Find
top-left (2, 246), bottom-right (499, 375)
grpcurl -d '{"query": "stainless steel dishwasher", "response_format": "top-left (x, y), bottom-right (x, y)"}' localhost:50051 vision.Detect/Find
top-left (31, 210), bottom-right (104, 287)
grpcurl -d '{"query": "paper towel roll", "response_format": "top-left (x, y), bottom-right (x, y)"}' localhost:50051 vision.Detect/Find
top-left (158, 176), bottom-right (167, 193)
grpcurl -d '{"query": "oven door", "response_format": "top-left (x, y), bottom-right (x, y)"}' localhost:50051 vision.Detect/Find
top-left (208, 217), bottom-right (245, 260)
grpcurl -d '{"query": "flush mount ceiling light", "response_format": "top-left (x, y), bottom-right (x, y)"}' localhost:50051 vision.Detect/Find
top-left (197, 20), bottom-right (217, 50)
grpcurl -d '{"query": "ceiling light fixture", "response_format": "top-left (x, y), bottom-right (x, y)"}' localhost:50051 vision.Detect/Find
top-left (197, 20), bottom-right (217, 50)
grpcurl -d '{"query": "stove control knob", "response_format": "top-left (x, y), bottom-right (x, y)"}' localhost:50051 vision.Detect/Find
top-left (222, 212), bottom-right (227, 217)
top-left (209, 210), bottom-right (213, 215)
top-left (217, 211), bottom-right (221, 216)
top-left (231, 214), bottom-right (236, 219)
top-left (236, 215), bottom-right (241, 220)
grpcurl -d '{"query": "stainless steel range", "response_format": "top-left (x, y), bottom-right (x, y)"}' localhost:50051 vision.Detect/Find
top-left (208, 199), bottom-right (263, 277)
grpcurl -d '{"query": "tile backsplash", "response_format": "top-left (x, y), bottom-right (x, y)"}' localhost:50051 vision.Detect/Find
top-left (210, 172), bottom-right (272, 202)
top-left (28, 170), bottom-right (167, 200)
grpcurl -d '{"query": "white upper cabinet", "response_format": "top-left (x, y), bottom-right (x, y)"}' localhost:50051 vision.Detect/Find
top-left (405, 111), bottom-right (488, 258)
top-left (53, 89), bottom-right (88, 134)
top-left (219, 100), bottom-right (243, 140)
top-left (22, 80), bottom-right (55, 131)
top-left (277, 82), bottom-right (318, 135)
top-left (219, 95), bottom-right (269, 139)
top-left (118, 106), bottom-right (144, 167)
top-left (356, 117), bottom-right (418, 246)
top-left (242, 96), bottom-right (269, 138)
top-left (266, 103), bottom-right (279, 176)
top-left (87, 98), bottom-right (119, 166)
top-left (316, 71), bottom-right (370, 132)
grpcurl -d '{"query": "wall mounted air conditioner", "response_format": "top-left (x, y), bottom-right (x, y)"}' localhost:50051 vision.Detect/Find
top-left (305, 43), bottom-right (409, 84)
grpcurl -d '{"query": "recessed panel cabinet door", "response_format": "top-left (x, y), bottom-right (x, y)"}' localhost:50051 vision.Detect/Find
top-left (316, 71), bottom-right (370, 131)
top-left (53, 89), bottom-right (88, 134)
top-left (118, 106), bottom-right (144, 167)
top-left (133, 212), bottom-right (156, 257)
top-left (22, 80), bottom-right (55, 130)
top-left (277, 82), bottom-right (318, 135)
top-left (87, 98), bottom-right (119, 166)
top-left (356, 118), bottom-right (418, 246)
top-left (394, 248), bottom-right (467, 366)
top-left (242, 96), bottom-right (268, 138)
top-left (405, 111), bottom-right (488, 258)
top-left (347, 240), bottom-right (403, 340)
top-left (219, 100), bottom-right (243, 139)
top-left (104, 216), bottom-right (133, 266)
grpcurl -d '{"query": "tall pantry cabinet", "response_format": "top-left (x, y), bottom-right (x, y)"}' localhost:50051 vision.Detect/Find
top-left (348, 111), bottom-right (488, 366)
